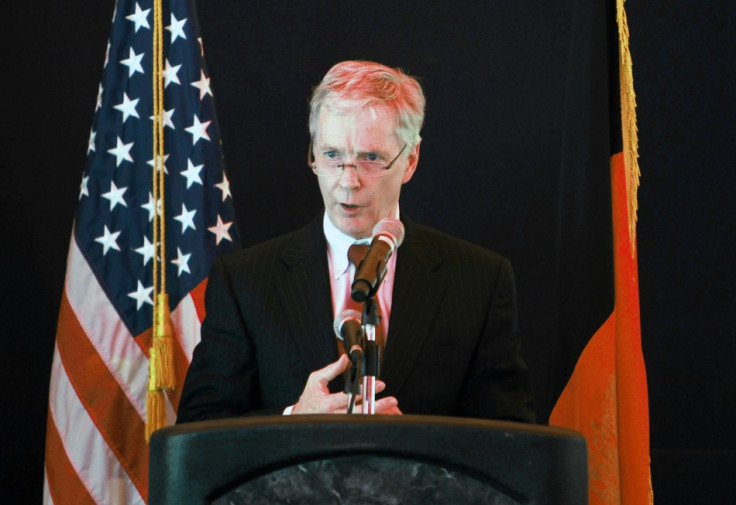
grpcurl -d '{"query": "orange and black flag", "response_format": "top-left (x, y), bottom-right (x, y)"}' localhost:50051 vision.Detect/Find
top-left (547, 1), bottom-right (652, 504)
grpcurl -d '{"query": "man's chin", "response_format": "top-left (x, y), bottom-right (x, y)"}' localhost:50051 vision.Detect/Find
top-left (333, 215), bottom-right (372, 240)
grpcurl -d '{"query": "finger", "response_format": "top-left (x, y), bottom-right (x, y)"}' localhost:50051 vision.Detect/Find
top-left (294, 390), bottom-right (350, 414)
top-left (311, 354), bottom-right (350, 387)
top-left (374, 396), bottom-right (401, 415)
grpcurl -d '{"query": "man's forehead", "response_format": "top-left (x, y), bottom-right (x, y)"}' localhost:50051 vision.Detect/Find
top-left (317, 107), bottom-right (400, 146)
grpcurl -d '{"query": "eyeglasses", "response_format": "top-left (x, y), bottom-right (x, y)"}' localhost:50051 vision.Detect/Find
top-left (308, 142), bottom-right (407, 178)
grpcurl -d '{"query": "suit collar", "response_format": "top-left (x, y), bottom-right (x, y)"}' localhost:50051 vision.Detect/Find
top-left (275, 217), bottom-right (344, 390)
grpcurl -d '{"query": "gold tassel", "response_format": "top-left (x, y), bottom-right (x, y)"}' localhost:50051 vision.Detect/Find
top-left (151, 293), bottom-right (176, 390)
top-left (145, 349), bottom-right (166, 441)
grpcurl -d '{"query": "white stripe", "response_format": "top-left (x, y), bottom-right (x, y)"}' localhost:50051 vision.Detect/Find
top-left (65, 236), bottom-right (150, 418)
top-left (171, 292), bottom-right (201, 361)
top-left (47, 343), bottom-right (145, 505)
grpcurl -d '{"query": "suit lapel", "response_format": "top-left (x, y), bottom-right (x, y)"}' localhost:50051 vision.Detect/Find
top-left (274, 217), bottom-right (340, 378)
top-left (382, 216), bottom-right (446, 395)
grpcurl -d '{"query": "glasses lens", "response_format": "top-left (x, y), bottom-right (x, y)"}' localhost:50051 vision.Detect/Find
top-left (312, 161), bottom-right (342, 176)
top-left (356, 161), bottom-right (385, 177)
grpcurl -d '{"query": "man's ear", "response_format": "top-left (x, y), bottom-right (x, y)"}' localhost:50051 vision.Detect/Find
top-left (402, 142), bottom-right (420, 184)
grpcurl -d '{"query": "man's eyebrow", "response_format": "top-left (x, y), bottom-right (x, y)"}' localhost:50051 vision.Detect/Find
top-left (317, 143), bottom-right (339, 152)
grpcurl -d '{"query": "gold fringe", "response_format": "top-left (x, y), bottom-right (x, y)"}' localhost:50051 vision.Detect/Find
top-left (145, 349), bottom-right (166, 441)
top-left (145, 393), bottom-right (165, 440)
top-left (617, 0), bottom-right (641, 257)
top-left (151, 294), bottom-right (176, 389)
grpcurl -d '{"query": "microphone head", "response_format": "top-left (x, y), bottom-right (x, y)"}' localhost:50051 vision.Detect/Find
top-left (372, 217), bottom-right (405, 248)
top-left (333, 309), bottom-right (362, 339)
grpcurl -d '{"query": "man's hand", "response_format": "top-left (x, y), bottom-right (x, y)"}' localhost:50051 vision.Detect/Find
top-left (291, 354), bottom-right (402, 415)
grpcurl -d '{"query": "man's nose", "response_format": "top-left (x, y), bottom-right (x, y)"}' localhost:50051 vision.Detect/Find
top-left (338, 163), bottom-right (361, 190)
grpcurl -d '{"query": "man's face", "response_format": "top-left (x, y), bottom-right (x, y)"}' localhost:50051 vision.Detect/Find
top-left (314, 105), bottom-right (419, 239)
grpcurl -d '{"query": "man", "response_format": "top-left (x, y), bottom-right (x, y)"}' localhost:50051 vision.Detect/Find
top-left (177, 60), bottom-right (536, 423)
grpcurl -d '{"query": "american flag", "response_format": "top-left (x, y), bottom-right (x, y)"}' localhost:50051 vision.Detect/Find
top-left (44, 0), bottom-right (239, 502)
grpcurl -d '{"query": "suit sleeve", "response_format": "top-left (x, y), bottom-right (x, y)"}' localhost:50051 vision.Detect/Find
top-left (457, 258), bottom-right (537, 423)
top-left (176, 257), bottom-right (280, 423)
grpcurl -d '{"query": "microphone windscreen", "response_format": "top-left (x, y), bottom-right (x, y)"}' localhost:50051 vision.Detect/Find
top-left (372, 217), bottom-right (405, 248)
top-left (333, 309), bottom-right (362, 339)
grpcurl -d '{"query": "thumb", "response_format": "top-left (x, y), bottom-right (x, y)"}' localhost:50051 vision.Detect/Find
top-left (313, 354), bottom-right (350, 387)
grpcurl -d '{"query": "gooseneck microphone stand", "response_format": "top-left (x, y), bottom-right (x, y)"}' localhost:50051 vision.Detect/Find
top-left (344, 355), bottom-right (360, 414)
top-left (360, 298), bottom-right (381, 414)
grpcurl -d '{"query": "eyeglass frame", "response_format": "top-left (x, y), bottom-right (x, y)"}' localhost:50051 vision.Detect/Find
top-left (308, 141), bottom-right (407, 178)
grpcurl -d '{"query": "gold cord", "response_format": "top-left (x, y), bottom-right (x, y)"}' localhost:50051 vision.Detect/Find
top-left (146, 0), bottom-right (175, 442)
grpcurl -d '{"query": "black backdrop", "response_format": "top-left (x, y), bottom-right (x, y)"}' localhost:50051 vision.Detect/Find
top-left (2, 1), bottom-right (735, 503)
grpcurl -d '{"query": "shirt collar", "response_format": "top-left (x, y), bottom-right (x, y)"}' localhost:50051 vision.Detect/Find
top-left (323, 214), bottom-right (366, 279)
top-left (323, 206), bottom-right (400, 279)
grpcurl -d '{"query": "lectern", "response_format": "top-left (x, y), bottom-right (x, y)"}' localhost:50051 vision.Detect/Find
top-left (149, 415), bottom-right (587, 505)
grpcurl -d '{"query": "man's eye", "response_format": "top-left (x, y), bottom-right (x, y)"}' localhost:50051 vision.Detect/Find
top-left (325, 151), bottom-right (337, 159)
top-left (365, 153), bottom-right (379, 162)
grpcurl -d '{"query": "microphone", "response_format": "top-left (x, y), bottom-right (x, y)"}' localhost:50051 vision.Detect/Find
top-left (351, 217), bottom-right (405, 302)
top-left (333, 309), bottom-right (364, 363)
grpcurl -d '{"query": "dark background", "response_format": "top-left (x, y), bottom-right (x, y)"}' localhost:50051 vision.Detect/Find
top-left (3, 0), bottom-right (735, 503)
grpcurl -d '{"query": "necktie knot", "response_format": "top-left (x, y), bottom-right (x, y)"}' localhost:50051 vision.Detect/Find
top-left (348, 243), bottom-right (369, 267)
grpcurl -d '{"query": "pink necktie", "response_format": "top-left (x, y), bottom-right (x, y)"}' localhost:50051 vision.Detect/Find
top-left (347, 243), bottom-right (385, 356)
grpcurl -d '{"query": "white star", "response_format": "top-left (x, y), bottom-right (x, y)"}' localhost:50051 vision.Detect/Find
top-left (94, 225), bottom-right (122, 255)
top-left (161, 108), bottom-right (175, 129)
top-left (141, 192), bottom-right (162, 222)
top-left (101, 181), bottom-right (128, 210)
top-left (120, 47), bottom-right (145, 77)
top-left (215, 173), bottom-right (232, 202)
top-left (108, 136), bottom-right (134, 167)
top-left (150, 108), bottom-right (175, 130)
top-left (128, 280), bottom-right (154, 310)
top-left (190, 70), bottom-right (212, 100)
top-left (126, 3), bottom-right (151, 32)
top-left (167, 14), bottom-right (187, 43)
top-left (147, 153), bottom-right (169, 174)
top-left (171, 247), bottom-right (192, 276)
top-left (181, 159), bottom-right (204, 188)
top-left (87, 129), bottom-right (96, 153)
top-left (95, 83), bottom-right (104, 111)
top-left (134, 236), bottom-right (156, 266)
top-left (185, 114), bottom-right (211, 145)
top-left (163, 59), bottom-right (181, 87)
top-left (79, 175), bottom-right (89, 200)
top-left (114, 92), bottom-right (140, 123)
top-left (208, 215), bottom-right (234, 245)
top-left (174, 203), bottom-right (197, 233)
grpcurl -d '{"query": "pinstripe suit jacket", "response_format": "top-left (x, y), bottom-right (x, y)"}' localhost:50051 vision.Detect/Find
top-left (177, 214), bottom-right (536, 424)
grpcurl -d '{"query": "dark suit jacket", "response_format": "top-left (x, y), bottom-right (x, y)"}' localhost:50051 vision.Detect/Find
top-left (177, 214), bottom-right (536, 423)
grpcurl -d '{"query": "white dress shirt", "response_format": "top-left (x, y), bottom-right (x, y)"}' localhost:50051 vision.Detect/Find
top-left (283, 211), bottom-right (399, 415)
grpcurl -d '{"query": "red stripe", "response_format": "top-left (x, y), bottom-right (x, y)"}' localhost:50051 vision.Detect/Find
top-left (56, 292), bottom-right (149, 502)
top-left (168, 333), bottom-right (189, 411)
top-left (190, 278), bottom-right (208, 322)
top-left (45, 408), bottom-right (97, 505)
